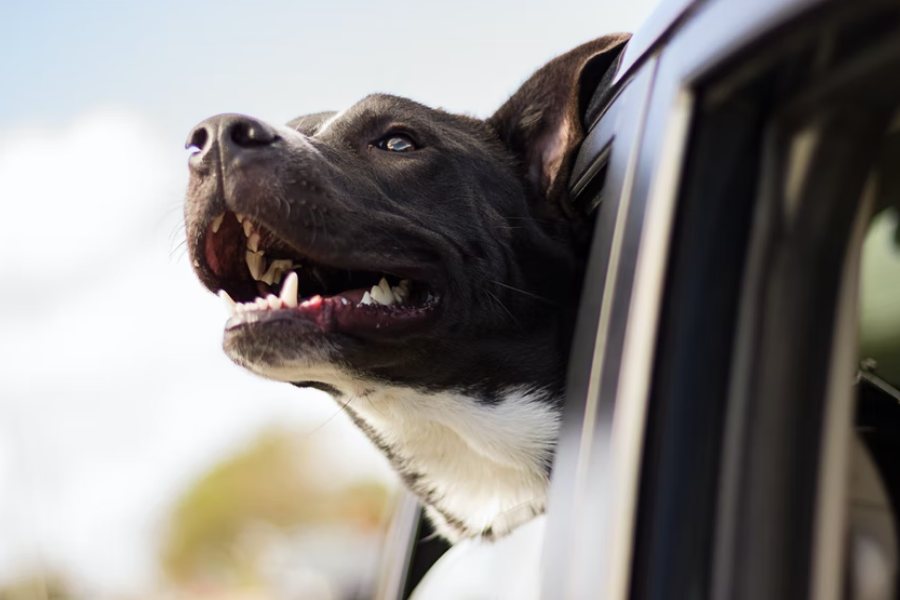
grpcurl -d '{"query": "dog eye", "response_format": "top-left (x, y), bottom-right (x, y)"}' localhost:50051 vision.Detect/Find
top-left (377, 134), bottom-right (417, 152)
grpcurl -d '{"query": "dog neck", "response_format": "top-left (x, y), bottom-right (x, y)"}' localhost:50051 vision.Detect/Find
top-left (243, 358), bottom-right (563, 541)
top-left (341, 384), bottom-right (561, 541)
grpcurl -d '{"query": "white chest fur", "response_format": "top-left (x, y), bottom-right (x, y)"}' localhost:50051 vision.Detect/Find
top-left (346, 385), bottom-right (561, 541)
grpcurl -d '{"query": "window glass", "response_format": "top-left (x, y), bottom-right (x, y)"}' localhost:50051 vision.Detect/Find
top-left (860, 207), bottom-right (900, 386)
top-left (852, 137), bottom-right (900, 600)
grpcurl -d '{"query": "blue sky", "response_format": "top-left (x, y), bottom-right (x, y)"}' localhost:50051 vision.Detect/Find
top-left (0, 0), bottom-right (661, 594)
top-left (2, 0), bottom-right (659, 132)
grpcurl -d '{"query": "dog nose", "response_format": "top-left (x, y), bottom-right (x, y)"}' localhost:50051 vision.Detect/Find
top-left (186, 114), bottom-right (278, 171)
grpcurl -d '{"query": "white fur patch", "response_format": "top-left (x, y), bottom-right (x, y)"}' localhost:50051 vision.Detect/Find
top-left (350, 385), bottom-right (559, 540)
top-left (245, 355), bottom-right (560, 540)
top-left (315, 108), bottom-right (348, 135)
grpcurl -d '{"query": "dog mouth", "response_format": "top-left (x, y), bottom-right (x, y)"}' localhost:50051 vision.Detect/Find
top-left (198, 211), bottom-right (440, 335)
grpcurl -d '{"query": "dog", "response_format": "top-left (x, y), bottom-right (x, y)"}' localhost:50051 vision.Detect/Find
top-left (183, 34), bottom-right (630, 542)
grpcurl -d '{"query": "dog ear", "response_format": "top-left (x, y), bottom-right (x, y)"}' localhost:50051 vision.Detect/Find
top-left (488, 34), bottom-right (630, 211)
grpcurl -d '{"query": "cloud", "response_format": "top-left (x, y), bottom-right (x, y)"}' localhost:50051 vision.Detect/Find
top-left (0, 111), bottom-right (394, 594)
top-left (0, 110), bottom-right (184, 287)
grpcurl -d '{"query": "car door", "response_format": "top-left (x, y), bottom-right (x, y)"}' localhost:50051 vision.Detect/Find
top-left (544, 0), bottom-right (900, 599)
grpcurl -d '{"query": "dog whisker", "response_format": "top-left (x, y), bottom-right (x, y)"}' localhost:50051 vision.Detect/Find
top-left (303, 395), bottom-right (356, 437)
top-left (319, 207), bottom-right (333, 251)
top-left (504, 216), bottom-right (553, 223)
top-left (369, 223), bottom-right (414, 253)
top-left (170, 247), bottom-right (190, 263)
top-left (271, 190), bottom-right (291, 217)
top-left (168, 221), bottom-right (186, 241)
top-left (488, 280), bottom-right (557, 305)
top-left (162, 201), bottom-right (186, 218)
top-left (485, 290), bottom-right (523, 329)
top-left (169, 235), bottom-right (187, 253)
top-left (309, 205), bottom-right (320, 247)
top-left (491, 495), bottom-right (545, 521)
top-left (363, 393), bottom-right (387, 417)
top-left (169, 239), bottom-right (190, 262)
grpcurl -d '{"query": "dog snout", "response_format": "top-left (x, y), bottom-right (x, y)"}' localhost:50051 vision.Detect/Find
top-left (186, 114), bottom-right (279, 172)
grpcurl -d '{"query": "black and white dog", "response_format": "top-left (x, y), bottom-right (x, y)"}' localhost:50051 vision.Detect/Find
top-left (184, 34), bottom-right (630, 542)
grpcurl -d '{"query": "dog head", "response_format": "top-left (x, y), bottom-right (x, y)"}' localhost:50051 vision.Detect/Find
top-left (183, 35), bottom-right (628, 401)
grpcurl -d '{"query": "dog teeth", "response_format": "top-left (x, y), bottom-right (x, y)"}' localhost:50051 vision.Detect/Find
top-left (246, 250), bottom-right (266, 280)
top-left (221, 273), bottom-right (411, 319)
top-left (231, 295), bottom-right (283, 314)
top-left (393, 280), bottom-right (409, 303)
top-left (242, 220), bottom-right (253, 237)
top-left (266, 294), bottom-right (282, 310)
top-left (219, 290), bottom-right (237, 317)
top-left (302, 295), bottom-right (323, 309)
top-left (274, 260), bottom-right (294, 281)
top-left (222, 272), bottom-right (301, 318)
top-left (379, 277), bottom-right (393, 297)
top-left (356, 278), bottom-right (412, 307)
top-left (247, 232), bottom-right (261, 252)
top-left (370, 280), bottom-right (394, 306)
top-left (259, 259), bottom-right (292, 285)
top-left (280, 272), bottom-right (299, 308)
top-left (224, 273), bottom-right (417, 315)
top-left (211, 213), bottom-right (225, 233)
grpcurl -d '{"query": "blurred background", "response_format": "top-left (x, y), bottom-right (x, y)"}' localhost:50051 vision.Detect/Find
top-left (0, 1), bottom-right (661, 598)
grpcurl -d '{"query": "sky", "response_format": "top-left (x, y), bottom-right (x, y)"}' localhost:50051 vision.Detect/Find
top-left (0, 0), bottom-right (662, 595)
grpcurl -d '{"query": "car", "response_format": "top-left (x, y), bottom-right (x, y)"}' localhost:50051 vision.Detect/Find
top-left (375, 0), bottom-right (900, 597)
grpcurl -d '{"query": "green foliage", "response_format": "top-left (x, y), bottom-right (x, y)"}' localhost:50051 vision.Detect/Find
top-left (0, 573), bottom-right (74, 600)
top-left (860, 208), bottom-right (900, 385)
top-left (159, 428), bottom-right (389, 586)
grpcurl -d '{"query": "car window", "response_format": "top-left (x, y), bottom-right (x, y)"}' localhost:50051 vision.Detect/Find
top-left (553, 0), bottom-right (900, 599)
top-left (652, 2), bottom-right (900, 597)
top-left (861, 206), bottom-right (900, 388)
top-left (853, 177), bottom-right (900, 600)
